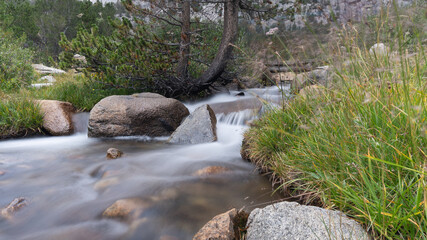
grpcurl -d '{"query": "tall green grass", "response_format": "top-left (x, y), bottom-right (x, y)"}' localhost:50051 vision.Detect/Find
top-left (244, 3), bottom-right (426, 239)
top-left (0, 95), bottom-right (43, 137)
top-left (27, 72), bottom-right (134, 111)
top-left (0, 72), bottom-right (134, 137)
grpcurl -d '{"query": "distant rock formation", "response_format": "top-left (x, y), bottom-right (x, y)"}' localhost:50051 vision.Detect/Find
top-left (263, 0), bottom-right (414, 30)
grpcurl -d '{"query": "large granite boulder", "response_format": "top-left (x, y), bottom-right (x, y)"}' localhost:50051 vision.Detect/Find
top-left (37, 100), bottom-right (76, 136)
top-left (168, 104), bottom-right (217, 144)
top-left (88, 93), bottom-right (189, 137)
top-left (246, 201), bottom-right (370, 240)
top-left (193, 208), bottom-right (237, 240)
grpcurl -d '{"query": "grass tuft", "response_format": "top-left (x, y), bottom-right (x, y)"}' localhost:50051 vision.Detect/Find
top-left (0, 95), bottom-right (43, 138)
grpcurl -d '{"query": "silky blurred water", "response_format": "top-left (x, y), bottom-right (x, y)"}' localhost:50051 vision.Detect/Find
top-left (0, 86), bottom-right (289, 240)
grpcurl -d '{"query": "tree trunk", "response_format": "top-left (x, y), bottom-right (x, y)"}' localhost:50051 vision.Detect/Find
top-left (176, 0), bottom-right (191, 80)
top-left (192, 0), bottom-right (240, 92)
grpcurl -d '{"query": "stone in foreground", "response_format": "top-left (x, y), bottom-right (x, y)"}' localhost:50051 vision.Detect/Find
top-left (1, 197), bottom-right (28, 219)
top-left (37, 100), bottom-right (76, 136)
top-left (88, 93), bottom-right (189, 137)
top-left (168, 104), bottom-right (217, 144)
top-left (246, 201), bottom-right (370, 240)
top-left (106, 148), bottom-right (123, 159)
top-left (193, 208), bottom-right (237, 240)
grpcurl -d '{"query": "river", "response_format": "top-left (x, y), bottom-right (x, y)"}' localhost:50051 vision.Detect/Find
top-left (0, 86), bottom-right (288, 240)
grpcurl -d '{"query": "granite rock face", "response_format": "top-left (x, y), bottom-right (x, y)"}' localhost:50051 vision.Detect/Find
top-left (168, 104), bottom-right (217, 144)
top-left (88, 93), bottom-right (189, 137)
top-left (266, 0), bottom-right (414, 29)
top-left (246, 201), bottom-right (370, 240)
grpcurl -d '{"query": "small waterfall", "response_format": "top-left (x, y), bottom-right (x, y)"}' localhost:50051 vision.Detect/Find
top-left (72, 112), bottom-right (90, 134)
top-left (216, 109), bottom-right (259, 126)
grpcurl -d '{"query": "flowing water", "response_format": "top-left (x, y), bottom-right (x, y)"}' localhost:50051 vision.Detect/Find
top-left (0, 86), bottom-right (289, 240)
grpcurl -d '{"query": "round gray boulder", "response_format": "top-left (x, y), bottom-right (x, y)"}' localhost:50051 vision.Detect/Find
top-left (246, 201), bottom-right (370, 240)
top-left (88, 93), bottom-right (189, 137)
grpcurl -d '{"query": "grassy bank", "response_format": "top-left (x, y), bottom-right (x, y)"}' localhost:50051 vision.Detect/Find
top-left (243, 5), bottom-right (426, 240)
top-left (26, 73), bottom-right (134, 111)
top-left (0, 73), bottom-right (134, 137)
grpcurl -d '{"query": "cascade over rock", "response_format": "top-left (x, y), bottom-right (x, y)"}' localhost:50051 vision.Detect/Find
top-left (88, 93), bottom-right (189, 137)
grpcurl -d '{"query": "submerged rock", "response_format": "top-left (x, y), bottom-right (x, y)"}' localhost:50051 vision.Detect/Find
top-left (93, 177), bottom-right (119, 191)
top-left (246, 201), bottom-right (370, 240)
top-left (193, 208), bottom-right (237, 240)
top-left (88, 93), bottom-right (189, 137)
top-left (168, 104), bottom-right (217, 144)
top-left (37, 100), bottom-right (76, 136)
top-left (106, 148), bottom-right (123, 159)
top-left (1, 197), bottom-right (28, 219)
top-left (102, 198), bottom-right (150, 221)
top-left (0, 170), bottom-right (5, 176)
top-left (193, 166), bottom-right (231, 177)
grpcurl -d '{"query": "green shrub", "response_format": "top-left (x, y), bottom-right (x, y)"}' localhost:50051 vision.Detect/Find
top-left (28, 73), bottom-right (134, 111)
top-left (0, 31), bottom-right (36, 92)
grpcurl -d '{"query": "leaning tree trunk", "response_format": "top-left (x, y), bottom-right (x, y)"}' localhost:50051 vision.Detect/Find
top-left (176, 0), bottom-right (191, 80)
top-left (190, 0), bottom-right (240, 93)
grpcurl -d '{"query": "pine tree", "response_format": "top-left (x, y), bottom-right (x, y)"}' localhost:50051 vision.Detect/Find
top-left (60, 0), bottom-right (296, 97)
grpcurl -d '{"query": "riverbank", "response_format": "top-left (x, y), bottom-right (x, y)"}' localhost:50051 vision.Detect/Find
top-left (241, 5), bottom-right (426, 239)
